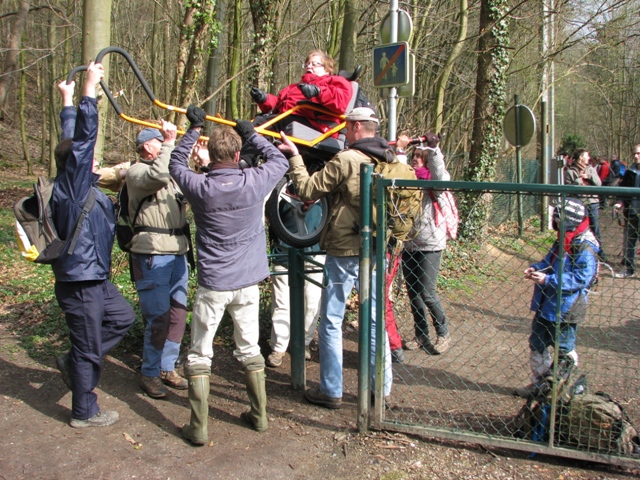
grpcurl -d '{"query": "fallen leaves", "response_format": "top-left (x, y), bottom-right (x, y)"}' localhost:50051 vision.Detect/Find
top-left (123, 432), bottom-right (142, 449)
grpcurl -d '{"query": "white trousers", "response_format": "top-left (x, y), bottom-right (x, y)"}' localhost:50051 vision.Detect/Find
top-left (270, 259), bottom-right (324, 352)
top-left (187, 284), bottom-right (261, 367)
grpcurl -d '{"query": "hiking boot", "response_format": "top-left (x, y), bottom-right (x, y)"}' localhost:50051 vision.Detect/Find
top-left (56, 352), bottom-right (73, 390)
top-left (407, 336), bottom-right (439, 355)
top-left (140, 375), bottom-right (169, 398)
top-left (391, 348), bottom-right (405, 364)
top-left (433, 334), bottom-right (451, 354)
top-left (304, 387), bottom-right (342, 409)
top-left (305, 346), bottom-right (312, 361)
top-left (70, 410), bottom-right (119, 428)
top-left (161, 370), bottom-right (188, 390)
top-left (615, 269), bottom-right (634, 279)
top-left (402, 338), bottom-right (421, 351)
top-left (266, 351), bottom-right (285, 368)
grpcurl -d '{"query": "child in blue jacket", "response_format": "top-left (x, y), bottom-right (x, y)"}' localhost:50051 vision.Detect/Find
top-left (515, 198), bottom-right (599, 397)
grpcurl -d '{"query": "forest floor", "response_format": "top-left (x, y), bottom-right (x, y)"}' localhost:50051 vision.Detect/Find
top-left (0, 155), bottom-right (639, 479)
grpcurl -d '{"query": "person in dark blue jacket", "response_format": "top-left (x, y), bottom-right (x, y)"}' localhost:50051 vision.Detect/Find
top-left (53, 62), bottom-right (135, 428)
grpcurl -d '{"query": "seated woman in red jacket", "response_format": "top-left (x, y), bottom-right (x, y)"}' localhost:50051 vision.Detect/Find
top-left (249, 50), bottom-right (353, 136)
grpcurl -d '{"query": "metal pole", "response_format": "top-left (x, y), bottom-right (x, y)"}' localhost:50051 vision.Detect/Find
top-left (387, 0), bottom-right (399, 141)
top-left (541, 99), bottom-right (549, 232)
top-left (357, 163), bottom-right (374, 432)
top-left (289, 247), bottom-right (305, 391)
top-left (515, 94), bottom-right (523, 236)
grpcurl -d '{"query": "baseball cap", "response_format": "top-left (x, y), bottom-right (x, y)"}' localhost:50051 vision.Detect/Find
top-left (345, 107), bottom-right (379, 124)
top-left (552, 198), bottom-right (586, 231)
top-left (136, 128), bottom-right (164, 147)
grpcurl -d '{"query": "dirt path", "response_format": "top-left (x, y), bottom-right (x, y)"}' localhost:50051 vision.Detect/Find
top-left (0, 319), bottom-right (637, 480)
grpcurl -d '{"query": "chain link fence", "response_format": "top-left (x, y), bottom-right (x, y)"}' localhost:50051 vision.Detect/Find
top-left (372, 179), bottom-right (640, 468)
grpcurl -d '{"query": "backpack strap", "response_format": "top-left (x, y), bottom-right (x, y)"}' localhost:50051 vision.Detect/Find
top-left (133, 226), bottom-right (184, 235)
top-left (67, 187), bottom-right (97, 255)
top-left (130, 193), bottom-right (188, 237)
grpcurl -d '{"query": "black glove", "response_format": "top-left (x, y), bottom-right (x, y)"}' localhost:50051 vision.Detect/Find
top-left (425, 132), bottom-right (441, 148)
top-left (233, 119), bottom-right (256, 142)
top-left (250, 86), bottom-right (267, 104)
top-left (298, 83), bottom-right (320, 99)
top-left (186, 104), bottom-right (206, 128)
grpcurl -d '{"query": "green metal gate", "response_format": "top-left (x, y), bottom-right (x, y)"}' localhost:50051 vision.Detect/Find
top-left (364, 172), bottom-right (640, 469)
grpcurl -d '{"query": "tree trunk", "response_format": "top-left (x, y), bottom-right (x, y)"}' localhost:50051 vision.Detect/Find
top-left (47, 8), bottom-right (58, 178)
top-left (338, 0), bottom-right (358, 72)
top-left (82, 0), bottom-right (113, 165)
top-left (203, 0), bottom-right (227, 131)
top-left (459, 0), bottom-right (510, 239)
top-left (226, 0), bottom-right (242, 119)
top-left (19, 50), bottom-right (32, 175)
top-left (248, 0), bottom-right (283, 90)
top-left (0, 0), bottom-right (31, 119)
top-left (432, 0), bottom-right (468, 133)
top-left (170, 1), bottom-right (216, 126)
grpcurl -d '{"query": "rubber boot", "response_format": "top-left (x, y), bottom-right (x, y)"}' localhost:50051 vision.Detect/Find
top-left (241, 355), bottom-right (268, 432)
top-left (181, 364), bottom-right (210, 446)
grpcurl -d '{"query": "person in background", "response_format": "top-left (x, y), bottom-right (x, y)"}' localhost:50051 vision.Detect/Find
top-left (169, 106), bottom-right (289, 445)
top-left (53, 62), bottom-right (135, 428)
top-left (266, 201), bottom-right (324, 368)
top-left (383, 134), bottom-right (412, 364)
top-left (596, 155), bottom-right (611, 208)
top-left (564, 149), bottom-right (606, 262)
top-left (613, 145), bottom-right (640, 279)
top-left (515, 198), bottom-right (598, 397)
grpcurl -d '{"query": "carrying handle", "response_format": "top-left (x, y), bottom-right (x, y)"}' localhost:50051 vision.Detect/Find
top-left (68, 46), bottom-right (350, 147)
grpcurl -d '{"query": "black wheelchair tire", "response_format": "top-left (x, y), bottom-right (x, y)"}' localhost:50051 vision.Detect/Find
top-left (265, 176), bottom-right (330, 248)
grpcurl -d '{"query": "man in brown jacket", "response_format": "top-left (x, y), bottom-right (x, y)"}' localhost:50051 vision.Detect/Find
top-left (277, 107), bottom-right (393, 408)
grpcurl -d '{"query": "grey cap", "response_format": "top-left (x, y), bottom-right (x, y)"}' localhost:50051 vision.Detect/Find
top-left (345, 107), bottom-right (379, 124)
top-left (136, 128), bottom-right (163, 147)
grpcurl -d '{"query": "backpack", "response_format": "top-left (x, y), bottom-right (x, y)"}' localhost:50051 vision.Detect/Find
top-left (560, 392), bottom-right (640, 455)
top-left (429, 190), bottom-right (459, 240)
top-left (115, 183), bottom-right (151, 253)
top-left (609, 159), bottom-right (626, 181)
top-left (14, 176), bottom-right (96, 264)
top-left (515, 356), bottom-right (587, 442)
top-left (370, 151), bottom-right (423, 243)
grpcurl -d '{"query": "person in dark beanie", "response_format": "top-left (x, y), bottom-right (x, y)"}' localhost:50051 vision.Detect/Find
top-left (514, 198), bottom-right (599, 397)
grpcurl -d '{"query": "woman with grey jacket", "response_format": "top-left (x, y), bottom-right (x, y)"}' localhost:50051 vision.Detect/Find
top-left (401, 135), bottom-right (451, 355)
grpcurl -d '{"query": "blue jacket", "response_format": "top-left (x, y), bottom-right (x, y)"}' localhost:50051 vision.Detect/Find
top-left (52, 97), bottom-right (115, 282)
top-left (529, 231), bottom-right (598, 322)
top-left (169, 129), bottom-right (289, 291)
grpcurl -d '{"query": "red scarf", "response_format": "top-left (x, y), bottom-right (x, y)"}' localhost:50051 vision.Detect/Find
top-left (561, 217), bottom-right (590, 254)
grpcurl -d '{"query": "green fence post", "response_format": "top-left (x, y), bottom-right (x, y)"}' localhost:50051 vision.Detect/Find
top-left (358, 163), bottom-right (374, 432)
top-left (289, 247), bottom-right (305, 391)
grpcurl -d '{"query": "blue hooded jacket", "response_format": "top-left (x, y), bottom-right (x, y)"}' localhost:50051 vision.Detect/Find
top-left (51, 97), bottom-right (116, 282)
top-left (529, 230), bottom-right (598, 323)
